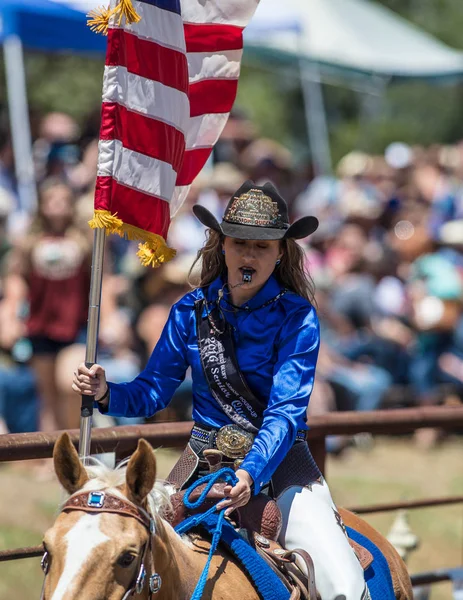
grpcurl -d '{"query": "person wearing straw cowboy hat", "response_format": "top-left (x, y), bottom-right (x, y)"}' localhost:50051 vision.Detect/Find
top-left (73, 180), bottom-right (369, 600)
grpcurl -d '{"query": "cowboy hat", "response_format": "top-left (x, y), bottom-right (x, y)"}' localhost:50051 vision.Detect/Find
top-left (193, 180), bottom-right (318, 241)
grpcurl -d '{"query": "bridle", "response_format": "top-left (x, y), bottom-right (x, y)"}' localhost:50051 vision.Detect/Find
top-left (40, 490), bottom-right (162, 600)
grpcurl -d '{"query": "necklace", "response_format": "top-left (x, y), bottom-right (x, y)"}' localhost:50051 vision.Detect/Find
top-left (203, 285), bottom-right (288, 335)
top-left (222, 288), bottom-right (288, 312)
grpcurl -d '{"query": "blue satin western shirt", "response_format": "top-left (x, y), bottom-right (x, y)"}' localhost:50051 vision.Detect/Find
top-left (104, 275), bottom-right (320, 493)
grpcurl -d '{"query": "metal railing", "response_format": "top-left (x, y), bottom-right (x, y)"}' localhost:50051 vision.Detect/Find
top-left (1, 405), bottom-right (462, 594)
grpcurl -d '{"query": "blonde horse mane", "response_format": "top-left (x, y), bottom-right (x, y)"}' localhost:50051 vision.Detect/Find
top-left (61, 456), bottom-right (173, 520)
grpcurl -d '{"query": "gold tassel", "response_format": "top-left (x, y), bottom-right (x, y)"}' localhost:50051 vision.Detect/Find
top-left (87, 5), bottom-right (113, 35)
top-left (137, 241), bottom-right (176, 268)
top-left (112, 0), bottom-right (141, 27)
top-left (88, 211), bottom-right (175, 268)
top-left (88, 210), bottom-right (123, 233)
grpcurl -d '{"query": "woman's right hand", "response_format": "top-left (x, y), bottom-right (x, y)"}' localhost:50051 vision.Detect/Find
top-left (72, 363), bottom-right (108, 403)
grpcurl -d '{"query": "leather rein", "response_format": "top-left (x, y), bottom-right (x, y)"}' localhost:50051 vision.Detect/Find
top-left (40, 491), bottom-right (162, 600)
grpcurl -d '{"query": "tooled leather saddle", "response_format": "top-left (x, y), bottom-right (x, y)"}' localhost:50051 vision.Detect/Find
top-left (165, 451), bottom-right (373, 600)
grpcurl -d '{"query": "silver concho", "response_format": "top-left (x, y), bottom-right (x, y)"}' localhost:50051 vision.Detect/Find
top-left (215, 424), bottom-right (255, 459)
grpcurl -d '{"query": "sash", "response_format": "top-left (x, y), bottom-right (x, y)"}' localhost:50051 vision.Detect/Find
top-left (195, 299), bottom-right (267, 434)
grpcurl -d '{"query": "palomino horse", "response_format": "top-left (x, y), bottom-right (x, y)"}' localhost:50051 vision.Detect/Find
top-left (41, 433), bottom-right (412, 599)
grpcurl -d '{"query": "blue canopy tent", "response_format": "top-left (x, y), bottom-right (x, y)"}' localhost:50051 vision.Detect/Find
top-left (0, 0), bottom-right (105, 212)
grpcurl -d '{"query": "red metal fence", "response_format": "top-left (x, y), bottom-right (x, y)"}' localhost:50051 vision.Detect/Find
top-left (1, 406), bottom-right (462, 590)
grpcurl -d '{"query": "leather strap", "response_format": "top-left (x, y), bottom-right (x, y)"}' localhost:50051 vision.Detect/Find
top-left (42, 492), bottom-right (158, 599)
top-left (166, 443), bottom-right (200, 490)
top-left (350, 539), bottom-right (374, 571)
top-left (62, 492), bottom-right (152, 531)
top-left (255, 536), bottom-right (317, 600)
top-left (283, 549), bottom-right (317, 600)
top-left (64, 492), bottom-right (160, 599)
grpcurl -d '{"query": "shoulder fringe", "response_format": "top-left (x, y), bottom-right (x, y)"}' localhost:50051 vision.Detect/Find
top-left (89, 210), bottom-right (176, 268)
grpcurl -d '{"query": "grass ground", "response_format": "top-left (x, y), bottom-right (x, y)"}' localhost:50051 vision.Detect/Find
top-left (0, 436), bottom-right (461, 599)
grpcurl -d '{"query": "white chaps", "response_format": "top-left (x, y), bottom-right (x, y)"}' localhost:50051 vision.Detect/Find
top-left (277, 480), bottom-right (370, 600)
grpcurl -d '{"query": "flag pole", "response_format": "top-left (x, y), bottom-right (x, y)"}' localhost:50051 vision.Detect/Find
top-left (79, 227), bottom-right (106, 463)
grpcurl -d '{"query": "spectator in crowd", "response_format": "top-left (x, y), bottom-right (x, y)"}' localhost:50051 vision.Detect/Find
top-left (0, 187), bottom-right (39, 434)
top-left (1, 106), bottom-right (462, 457)
top-left (1, 177), bottom-right (91, 431)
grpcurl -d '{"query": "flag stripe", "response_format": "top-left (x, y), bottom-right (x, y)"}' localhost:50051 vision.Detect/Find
top-left (138, 0), bottom-right (181, 15)
top-left (185, 113), bottom-right (229, 148)
top-left (187, 49), bottom-right (242, 83)
top-left (98, 140), bottom-right (177, 202)
top-left (111, 1), bottom-right (185, 52)
top-left (107, 30), bottom-right (188, 92)
top-left (189, 79), bottom-right (238, 117)
top-left (102, 66), bottom-right (189, 133)
top-left (111, 181), bottom-right (171, 238)
top-left (184, 23), bottom-right (244, 52)
top-left (95, 176), bottom-right (171, 238)
top-left (170, 185), bottom-right (190, 215)
top-left (176, 147), bottom-right (212, 186)
top-left (100, 102), bottom-right (185, 172)
top-left (94, 175), bottom-right (113, 212)
top-left (181, 0), bottom-right (259, 27)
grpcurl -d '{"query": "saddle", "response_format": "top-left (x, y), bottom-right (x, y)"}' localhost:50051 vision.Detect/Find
top-left (166, 451), bottom-right (373, 600)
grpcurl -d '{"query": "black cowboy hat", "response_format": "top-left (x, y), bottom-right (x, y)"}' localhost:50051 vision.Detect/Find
top-left (192, 180), bottom-right (318, 240)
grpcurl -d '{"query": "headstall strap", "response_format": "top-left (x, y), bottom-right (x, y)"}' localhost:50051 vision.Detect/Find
top-left (40, 551), bottom-right (49, 600)
top-left (62, 491), bottom-right (153, 531)
top-left (40, 491), bottom-right (162, 599)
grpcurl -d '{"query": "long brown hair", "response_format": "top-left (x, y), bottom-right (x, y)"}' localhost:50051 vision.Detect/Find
top-left (189, 229), bottom-right (316, 304)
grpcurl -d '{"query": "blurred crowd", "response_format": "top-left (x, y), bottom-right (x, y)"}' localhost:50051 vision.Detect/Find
top-left (0, 107), bottom-right (462, 451)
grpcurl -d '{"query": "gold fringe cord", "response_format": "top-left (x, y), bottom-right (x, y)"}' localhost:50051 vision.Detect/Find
top-left (112, 0), bottom-right (141, 27)
top-left (88, 211), bottom-right (176, 268)
top-left (137, 241), bottom-right (176, 268)
top-left (87, 5), bottom-right (113, 35)
top-left (88, 210), bottom-right (123, 233)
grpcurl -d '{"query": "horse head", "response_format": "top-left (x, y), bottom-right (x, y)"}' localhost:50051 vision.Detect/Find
top-left (41, 433), bottom-right (164, 600)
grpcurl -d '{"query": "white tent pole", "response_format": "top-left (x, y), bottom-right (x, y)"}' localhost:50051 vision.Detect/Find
top-left (298, 35), bottom-right (332, 177)
top-left (357, 76), bottom-right (388, 150)
top-left (4, 35), bottom-right (38, 214)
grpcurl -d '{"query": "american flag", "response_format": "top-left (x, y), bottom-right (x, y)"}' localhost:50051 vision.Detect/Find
top-left (91, 0), bottom-right (259, 266)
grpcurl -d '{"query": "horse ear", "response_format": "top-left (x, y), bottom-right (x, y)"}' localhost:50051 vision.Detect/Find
top-left (53, 432), bottom-right (89, 495)
top-left (125, 439), bottom-right (157, 505)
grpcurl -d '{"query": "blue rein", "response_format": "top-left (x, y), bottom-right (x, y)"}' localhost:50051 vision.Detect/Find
top-left (175, 468), bottom-right (238, 600)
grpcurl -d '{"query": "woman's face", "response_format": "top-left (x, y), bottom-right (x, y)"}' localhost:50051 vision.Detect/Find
top-left (223, 236), bottom-right (282, 293)
top-left (40, 184), bottom-right (74, 233)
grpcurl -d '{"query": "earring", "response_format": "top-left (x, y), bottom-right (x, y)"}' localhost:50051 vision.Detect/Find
top-left (222, 250), bottom-right (225, 255)
top-left (276, 259), bottom-right (281, 265)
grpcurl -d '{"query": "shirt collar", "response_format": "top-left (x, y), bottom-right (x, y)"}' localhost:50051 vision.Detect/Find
top-left (207, 274), bottom-right (283, 311)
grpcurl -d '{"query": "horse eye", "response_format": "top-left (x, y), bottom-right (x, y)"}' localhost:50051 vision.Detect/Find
top-left (118, 552), bottom-right (136, 568)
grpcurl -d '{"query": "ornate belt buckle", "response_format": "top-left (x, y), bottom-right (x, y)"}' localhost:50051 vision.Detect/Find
top-left (215, 424), bottom-right (255, 459)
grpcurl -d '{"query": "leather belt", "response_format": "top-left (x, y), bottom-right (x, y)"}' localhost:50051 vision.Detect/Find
top-left (191, 423), bottom-right (307, 460)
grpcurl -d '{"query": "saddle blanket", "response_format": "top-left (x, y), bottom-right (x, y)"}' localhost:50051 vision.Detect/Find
top-left (183, 511), bottom-right (290, 600)
top-left (178, 512), bottom-right (396, 600)
top-left (346, 527), bottom-right (396, 600)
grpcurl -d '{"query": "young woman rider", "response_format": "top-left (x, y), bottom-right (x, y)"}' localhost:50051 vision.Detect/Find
top-left (73, 181), bottom-right (369, 600)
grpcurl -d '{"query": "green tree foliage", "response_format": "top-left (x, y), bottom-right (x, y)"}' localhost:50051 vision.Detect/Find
top-left (0, 52), bottom-right (103, 132)
top-left (25, 54), bottom-right (104, 125)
